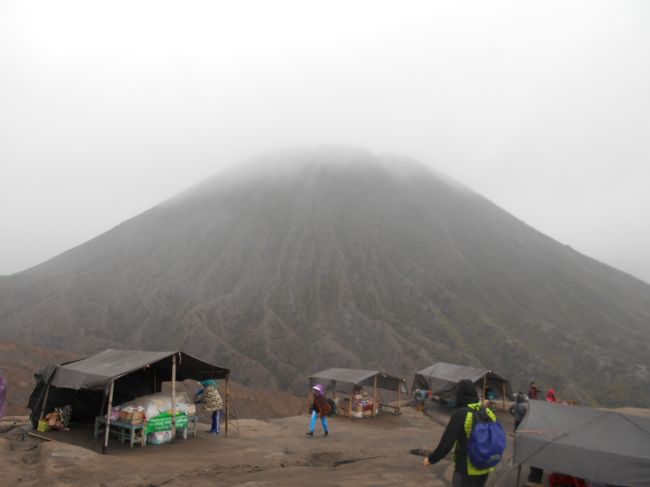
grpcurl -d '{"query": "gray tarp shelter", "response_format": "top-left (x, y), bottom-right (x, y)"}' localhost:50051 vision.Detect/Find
top-left (514, 400), bottom-right (650, 487)
top-left (308, 368), bottom-right (407, 417)
top-left (412, 362), bottom-right (513, 410)
top-left (29, 349), bottom-right (230, 452)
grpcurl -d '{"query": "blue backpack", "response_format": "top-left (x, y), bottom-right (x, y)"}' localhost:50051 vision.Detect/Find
top-left (467, 407), bottom-right (507, 469)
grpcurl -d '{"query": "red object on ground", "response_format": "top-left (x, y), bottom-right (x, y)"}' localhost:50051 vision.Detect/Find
top-left (549, 473), bottom-right (586, 487)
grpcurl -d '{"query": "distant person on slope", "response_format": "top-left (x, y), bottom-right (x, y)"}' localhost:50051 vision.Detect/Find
top-left (546, 388), bottom-right (557, 403)
top-left (423, 379), bottom-right (499, 487)
top-left (195, 379), bottom-right (224, 435)
top-left (306, 384), bottom-right (330, 436)
top-left (528, 382), bottom-right (539, 400)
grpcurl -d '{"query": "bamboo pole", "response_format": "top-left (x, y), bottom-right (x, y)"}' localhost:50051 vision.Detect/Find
top-left (171, 354), bottom-right (176, 441)
top-left (103, 381), bottom-right (115, 454)
top-left (516, 464), bottom-right (522, 486)
top-left (225, 374), bottom-right (230, 437)
top-left (373, 376), bottom-right (378, 417)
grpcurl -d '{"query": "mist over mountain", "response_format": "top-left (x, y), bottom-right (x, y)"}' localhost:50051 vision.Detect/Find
top-left (1, 146), bottom-right (649, 406)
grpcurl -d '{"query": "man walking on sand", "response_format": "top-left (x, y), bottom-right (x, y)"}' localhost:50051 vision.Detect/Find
top-left (423, 379), bottom-right (499, 487)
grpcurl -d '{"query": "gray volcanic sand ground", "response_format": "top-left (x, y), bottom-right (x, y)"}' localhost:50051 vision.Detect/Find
top-left (1, 406), bottom-right (519, 487)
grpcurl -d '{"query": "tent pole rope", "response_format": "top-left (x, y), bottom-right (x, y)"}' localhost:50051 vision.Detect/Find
top-left (103, 380), bottom-right (114, 454)
top-left (171, 354), bottom-right (176, 441)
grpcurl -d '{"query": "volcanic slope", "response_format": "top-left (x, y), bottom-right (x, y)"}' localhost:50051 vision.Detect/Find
top-left (1, 147), bottom-right (649, 406)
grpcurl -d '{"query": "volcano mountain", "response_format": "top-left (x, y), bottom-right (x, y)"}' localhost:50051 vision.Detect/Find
top-left (1, 147), bottom-right (649, 406)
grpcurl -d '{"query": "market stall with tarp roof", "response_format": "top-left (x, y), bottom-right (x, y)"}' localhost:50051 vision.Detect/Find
top-left (28, 349), bottom-right (229, 452)
top-left (514, 399), bottom-right (650, 486)
top-left (308, 368), bottom-right (407, 418)
top-left (412, 362), bottom-right (513, 410)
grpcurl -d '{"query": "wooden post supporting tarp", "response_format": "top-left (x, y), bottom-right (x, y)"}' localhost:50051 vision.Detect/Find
top-left (373, 376), bottom-right (378, 417)
top-left (39, 384), bottom-right (51, 421)
top-left (397, 381), bottom-right (401, 413)
top-left (103, 380), bottom-right (115, 454)
top-left (171, 354), bottom-right (177, 441)
top-left (306, 389), bottom-right (312, 414)
top-left (348, 392), bottom-right (352, 419)
top-left (225, 374), bottom-right (230, 437)
top-left (516, 464), bottom-right (522, 486)
top-left (502, 382), bottom-right (507, 411)
top-left (482, 374), bottom-right (487, 401)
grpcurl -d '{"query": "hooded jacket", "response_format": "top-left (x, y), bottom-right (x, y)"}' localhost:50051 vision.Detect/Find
top-left (427, 379), bottom-right (490, 476)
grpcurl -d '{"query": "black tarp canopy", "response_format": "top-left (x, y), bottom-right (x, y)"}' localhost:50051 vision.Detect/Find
top-left (28, 349), bottom-right (230, 451)
top-left (412, 362), bottom-right (513, 403)
top-left (308, 368), bottom-right (407, 394)
top-left (514, 400), bottom-right (650, 486)
top-left (42, 349), bottom-right (229, 391)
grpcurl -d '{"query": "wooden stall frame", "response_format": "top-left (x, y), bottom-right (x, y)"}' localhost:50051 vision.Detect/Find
top-left (396, 380), bottom-right (401, 413)
top-left (102, 380), bottom-right (115, 454)
top-left (225, 374), bottom-right (230, 437)
top-left (171, 354), bottom-right (177, 441)
top-left (39, 384), bottom-right (51, 421)
top-left (373, 376), bottom-right (378, 418)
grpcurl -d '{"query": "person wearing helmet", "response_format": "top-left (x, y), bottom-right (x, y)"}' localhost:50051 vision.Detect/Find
top-left (306, 384), bottom-right (331, 436)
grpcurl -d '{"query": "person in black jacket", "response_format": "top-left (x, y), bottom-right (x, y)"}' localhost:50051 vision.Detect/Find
top-left (423, 379), bottom-right (494, 487)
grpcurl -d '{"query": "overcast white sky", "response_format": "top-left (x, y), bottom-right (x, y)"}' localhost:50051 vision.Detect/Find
top-left (1, 1), bottom-right (649, 283)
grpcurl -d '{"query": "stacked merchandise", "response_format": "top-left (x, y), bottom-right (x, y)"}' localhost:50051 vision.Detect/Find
top-left (351, 392), bottom-right (377, 419)
top-left (115, 393), bottom-right (196, 445)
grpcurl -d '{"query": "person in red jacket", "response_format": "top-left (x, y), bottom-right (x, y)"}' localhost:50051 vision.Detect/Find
top-left (528, 382), bottom-right (539, 400)
top-left (546, 388), bottom-right (557, 402)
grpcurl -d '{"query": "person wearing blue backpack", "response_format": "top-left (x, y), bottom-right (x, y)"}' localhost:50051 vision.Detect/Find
top-left (423, 379), bottom-right (506, 487)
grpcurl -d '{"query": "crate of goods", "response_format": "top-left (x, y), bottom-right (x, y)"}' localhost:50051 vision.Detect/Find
top-left (119, 409), bottom-right (145, 424)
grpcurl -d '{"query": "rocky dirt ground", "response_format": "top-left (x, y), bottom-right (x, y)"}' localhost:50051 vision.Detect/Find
top-left (0, 405), bottom-right (521, 487)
